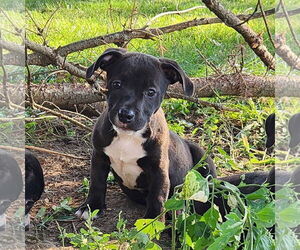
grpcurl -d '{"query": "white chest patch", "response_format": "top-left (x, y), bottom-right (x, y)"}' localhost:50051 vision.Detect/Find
top-left (104, 126), bottom-right (146, 189)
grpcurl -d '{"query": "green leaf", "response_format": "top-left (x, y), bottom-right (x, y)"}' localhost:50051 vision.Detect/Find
top-left (246, 187), bottom-right (270, 200)
top-left (164, 198), bottom-right (184, 211)
top-left (207, 213), bottom-right (243, 250)
top-left (276, 228), bottom-right (300, 250)
top-left (36, 207), bottom-right (46, 218)
top-left (202, 207), bottom-right (220, 229)
top-left (251, 227), bottom-right (274, 250)
top-left (255, 202), bottom-right (275, 228)
top-left (277, 201), bottom-right (300, 228)
top-left (181, 170), bottom-right (209, 202)
top-left (185, 214), bottom-right (209, 244)
top-left (134, 219), bottom-right (165, 240)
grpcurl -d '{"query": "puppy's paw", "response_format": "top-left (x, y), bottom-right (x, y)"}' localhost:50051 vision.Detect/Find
top-left (24, 213), bottom-right (30, 231)
top-left (0, 214), bottom-right (6, 231)
top-left (75, 204), bottom-right (104, 220)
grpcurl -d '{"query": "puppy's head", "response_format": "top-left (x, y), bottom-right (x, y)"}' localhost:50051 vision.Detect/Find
top-left (87, 48), bottom-right (194, 131)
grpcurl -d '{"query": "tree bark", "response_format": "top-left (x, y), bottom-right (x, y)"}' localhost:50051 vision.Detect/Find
top-left (15, 74), bottom-right (299, 108)
top-left (202, 0), bottom-right (275, 70)
top-left (275, 34), bottom-right (300, 70)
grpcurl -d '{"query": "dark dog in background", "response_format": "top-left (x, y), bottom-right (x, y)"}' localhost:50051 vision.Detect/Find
top-left (25, 150), bottom-right (44, 229)
top-left (76, 48), bottom-right (216, 220)
top-left (0, 150), bottom-right (23, 230)
top-left (194, 167), bottom-right (299, 219)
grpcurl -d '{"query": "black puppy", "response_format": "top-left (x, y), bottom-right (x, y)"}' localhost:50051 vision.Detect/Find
top-left (288, 113), bottom-right (300, 148)
top-left (76, 48), bottom-right (216, 221)
top-left (0, 150), bottom-right (23, 230)
top-left (25, 150), bottom-right (44, 229)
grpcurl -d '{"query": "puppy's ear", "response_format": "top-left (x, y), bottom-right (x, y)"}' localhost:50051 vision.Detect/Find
top-left (86, 48), bottom-right (127, 78)
top-left (159, 58), bottom-right (194, 96)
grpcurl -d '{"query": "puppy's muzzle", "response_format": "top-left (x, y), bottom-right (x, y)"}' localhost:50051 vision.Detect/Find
top-left (118, 108), bottom-right (135, 124)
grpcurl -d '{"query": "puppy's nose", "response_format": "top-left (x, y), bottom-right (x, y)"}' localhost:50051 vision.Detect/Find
top-left (118, 108), bottom-right (135, 123)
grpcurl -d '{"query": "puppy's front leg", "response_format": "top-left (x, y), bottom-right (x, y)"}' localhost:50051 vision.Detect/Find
top-left (144, 165), bottom-right (170, 221)
top-left (76, 150), bottom-right (110, 219)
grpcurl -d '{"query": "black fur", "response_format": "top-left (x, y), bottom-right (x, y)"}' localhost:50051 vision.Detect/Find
top-left (25, 151), bottom-right (44, 215)
top-left (0, 150), bottom-right (22, 230)
top-left (288, 113), bottom-right (300, 148)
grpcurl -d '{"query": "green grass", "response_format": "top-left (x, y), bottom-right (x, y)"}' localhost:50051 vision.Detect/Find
top-left (20, 0), bottom-right (275, 76)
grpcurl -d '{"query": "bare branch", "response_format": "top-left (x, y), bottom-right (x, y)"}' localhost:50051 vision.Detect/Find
top-left (279, 0), bottom-right (300, 49)
top-left (202, 0), bottom-right (275, 70)
top-left (275, 34), bottom-right (300, 70)
top-left (258, 0), bottom-right (275, 48)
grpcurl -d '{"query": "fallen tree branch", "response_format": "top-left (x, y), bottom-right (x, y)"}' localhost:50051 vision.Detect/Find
top-left (23, 74), bottom-right (275, 107)
top-left (0, 145), bottom-right (89, 160)
top-left (202, 0), bottom-right (275, 70)
top-left (14, 74), bottom-right (300, 113)
top-left (275, 34), bottom-right (300, 70)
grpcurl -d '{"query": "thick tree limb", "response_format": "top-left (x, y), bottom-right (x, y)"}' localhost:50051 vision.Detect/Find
top-left (275, 34), bottom-right (300, 70)
top-left (16, 74), bottom-right (299, 109)
top-left (202, 0), bottom-right (275, 70)
top-left (5, 7), bottom-right (298, 67)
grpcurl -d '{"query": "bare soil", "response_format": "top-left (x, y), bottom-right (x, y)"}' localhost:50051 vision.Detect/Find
top-left (25, 138), bottom-right (172, 249)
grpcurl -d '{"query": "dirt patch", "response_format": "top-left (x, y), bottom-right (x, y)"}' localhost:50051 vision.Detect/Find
top-left (25, 139), bottom-right (166, 249)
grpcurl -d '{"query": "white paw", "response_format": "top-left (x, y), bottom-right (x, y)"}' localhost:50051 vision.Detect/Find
top-left (0, 214), bottom-right (6, 230)
top-left (24, 213), bottom-right (31, 228)
top-left (75, 208), bottom-right (99, 220)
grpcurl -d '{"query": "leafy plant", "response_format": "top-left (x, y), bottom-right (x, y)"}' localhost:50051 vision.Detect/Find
top-left (61, 209), bottom-right (165, 250)
top-left (36, 197), bottom-right (75, 228)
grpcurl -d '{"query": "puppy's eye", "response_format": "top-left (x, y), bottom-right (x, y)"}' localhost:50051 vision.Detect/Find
top-left (146, 89), bottom-right (156, 97)
top-left (112, 80), bottom-right (122, 89)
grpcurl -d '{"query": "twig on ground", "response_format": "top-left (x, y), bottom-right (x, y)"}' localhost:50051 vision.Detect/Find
top-left (41, 100), bottom-right (94, 123)
top-left (26, 145), bottom-right (90, 160)
top-left (0, 145), bottom-right (89, 160)
top-left (31, 102), bottom-right (93, 132)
